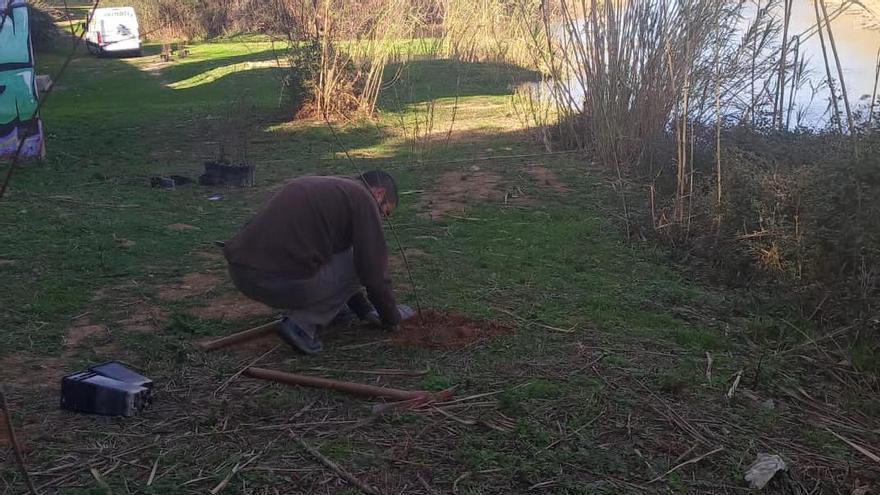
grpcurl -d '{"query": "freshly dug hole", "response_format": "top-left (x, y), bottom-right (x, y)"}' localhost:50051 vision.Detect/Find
top-left (393, 311), bottom-right (511, 348)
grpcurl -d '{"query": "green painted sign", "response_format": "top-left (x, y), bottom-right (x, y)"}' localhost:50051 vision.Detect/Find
top-left (1, 0), bottom-right (44, 160)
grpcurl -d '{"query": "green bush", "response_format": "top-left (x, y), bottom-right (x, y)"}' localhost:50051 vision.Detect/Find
top-left (283, 41), bottom-right (321, 116)
top-left (27, 0), bottom-right (61, 51)
top-left (645, 129), bottom-right (880, 365)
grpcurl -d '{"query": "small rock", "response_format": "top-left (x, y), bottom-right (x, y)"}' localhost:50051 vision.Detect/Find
top-left (761, 399), bottom-right (776, 410)
top-left (64, 324), bottom-right (108, 348)
top-left (469, 165), bottom-right (481, 172)
top-left (117, 238), bottom-right (136, 249)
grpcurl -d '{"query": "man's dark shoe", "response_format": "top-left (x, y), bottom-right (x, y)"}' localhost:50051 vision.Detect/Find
top-left (347, 292), bottom-right (373, 320)
top-left (276, 317), bottom-right (323, 355)
top-left (331, 305), bottom-right (357, 326)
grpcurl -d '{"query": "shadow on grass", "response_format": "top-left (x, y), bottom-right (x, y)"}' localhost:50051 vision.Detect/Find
top-left (379, 59), bottom-right (541, 109)
top-left (252, 58), bottom-right (542, 167)
top-left (159, 47), bottom-right (282, 86)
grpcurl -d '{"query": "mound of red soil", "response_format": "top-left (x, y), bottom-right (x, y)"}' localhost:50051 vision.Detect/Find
top-left (393, 311), bottom-right (511, 348)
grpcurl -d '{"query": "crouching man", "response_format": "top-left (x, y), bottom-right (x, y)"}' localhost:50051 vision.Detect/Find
top-left (223, 171), bottom-right (414, 354)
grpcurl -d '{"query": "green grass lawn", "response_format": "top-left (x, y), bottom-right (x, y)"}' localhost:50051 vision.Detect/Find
top-left (1, 40), bottom-right (876, 494)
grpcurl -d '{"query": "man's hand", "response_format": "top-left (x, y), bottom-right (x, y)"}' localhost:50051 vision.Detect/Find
top-left (397, 304), bottom-right (416, 321)
top-left (364, 305), bottom-right (415, 331)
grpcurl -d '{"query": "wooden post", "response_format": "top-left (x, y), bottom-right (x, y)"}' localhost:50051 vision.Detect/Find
top-left (0, 388), bottom-right (38, 494)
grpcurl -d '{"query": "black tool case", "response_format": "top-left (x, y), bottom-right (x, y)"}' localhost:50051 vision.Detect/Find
top-left (60, 362), bottom-right (153, 417)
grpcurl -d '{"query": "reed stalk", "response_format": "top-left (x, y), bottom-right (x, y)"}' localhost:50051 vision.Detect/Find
top-left (774, 0), bottom-right (792, 129)
top-left (812, 0), bottom-right (843, 133)
top-left (869, 47), bottom-right (880, 127)
top-left (784, 35), bottom-right (801, 130)
top-left (818, 0), bottom-right (854, 135)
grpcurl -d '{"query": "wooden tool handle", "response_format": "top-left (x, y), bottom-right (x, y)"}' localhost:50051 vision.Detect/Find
top-left (244, 367), bottom-right (433, 401)
top-left (197, 320), bottom-right (281, 351)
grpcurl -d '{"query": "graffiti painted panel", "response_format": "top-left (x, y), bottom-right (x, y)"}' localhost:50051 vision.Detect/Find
top-left (0, 0), bottom-right (44, 160)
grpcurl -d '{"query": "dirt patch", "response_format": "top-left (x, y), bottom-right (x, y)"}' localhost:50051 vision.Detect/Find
top-left (527, 165), bottom-right (570, 194)
top-left (393, 311), bottom-right (512, 349)
top-left (0, 259), bottom-right (14, 268)
top-left (225, 334), bottom-right (281, 355)
top-left (189, 293), bottom-right (274, 321)
top-left (64, 322), bottom-right (108, 348)
top-left (91, 281), bottom-right (139, 303)
top-left (194, 249), bottom-right (224, 262)
top-left (0, 353), bottom-right (66, 391)
top-left (119, 303), bottom-right (169, 333)
top-left (166, 223), bottom-right (200, 231)
top-left (420, 171), bottom-right (503, 218)
top-left (140, 60), bottom-right (173, 74)
top-left (158, 273), bottom-right (223, 300)
top-left (91, 342), bottom-right (123, 357)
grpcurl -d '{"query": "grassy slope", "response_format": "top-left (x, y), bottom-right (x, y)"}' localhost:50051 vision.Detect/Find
top-left (0, 41), bottom-right (876, 494)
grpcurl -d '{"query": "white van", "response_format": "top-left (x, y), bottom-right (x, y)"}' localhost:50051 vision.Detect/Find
top-left (85, 7), bottom-right (142, 57)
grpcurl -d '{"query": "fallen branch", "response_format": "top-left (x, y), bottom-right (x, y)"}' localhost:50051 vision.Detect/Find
top-left (209, 453), bottom-right (262, 495)
top-left (294, 434), bottom-right (380, 495)
top-left (0, 387), bottom-right (38, 495)
top-left (705, 352), bottom-right (713, 383)
top-left (781, 324), bottom-right (856, 355)
top-left (492, 307), bottom-right (576, 333)
top-left (89, 467), bottom-right (111, 495)
top-left (432, 387), bottom-right (517, 407)
top-left (452, 472), bottom-right (471, 494)
top-left (371, 392), bottom-right (451, 416)
top-left (542, 407), bottom-right (606, 451)
top-left (214, 344), bottom-right (282, 396)
top-left (528, 479), bottom-right (558, 490)
top-left (637, 381), bottom-right (711, 445)
top-left (727, 370), bottom-right (743, 399)
top-left (308, 367), bottom-right (429, 377)
top-left (431, 406), bottom-right (477, 426)
top-left (209, 434), bottom-right (283, 495)
top-left (824, 427), bottom-right (880, 464)
top-left (417, 474), bottom-right (439, 495)
top-left (648, 447), bottom-right (725, 484)
top-left (146, 453), bottom-right (160, 486)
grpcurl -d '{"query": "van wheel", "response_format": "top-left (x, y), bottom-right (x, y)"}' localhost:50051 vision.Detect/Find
top-left (86, 41), bottom-right (99, 55)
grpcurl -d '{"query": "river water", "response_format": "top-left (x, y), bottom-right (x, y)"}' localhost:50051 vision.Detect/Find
top-left (787, 0), bottom-right (880, 127)
top-left (541, 1), bottom-right (880, 130)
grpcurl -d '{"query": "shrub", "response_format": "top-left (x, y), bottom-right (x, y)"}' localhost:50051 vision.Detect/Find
top-left (27, 1), bottom-right (61, 51)
top-left (652, 129), bottom-right (880, 358)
